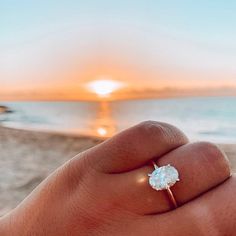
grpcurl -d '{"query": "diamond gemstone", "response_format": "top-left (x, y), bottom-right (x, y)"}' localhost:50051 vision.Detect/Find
top-left (149, 165), bottom-right (179, 191)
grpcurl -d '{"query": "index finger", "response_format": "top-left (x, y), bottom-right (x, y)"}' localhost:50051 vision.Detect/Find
top-left (84, 121), bottom-right (188, 173)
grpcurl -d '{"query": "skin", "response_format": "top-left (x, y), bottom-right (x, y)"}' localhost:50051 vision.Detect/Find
top-left (0, 121), bottom-right (234, 236)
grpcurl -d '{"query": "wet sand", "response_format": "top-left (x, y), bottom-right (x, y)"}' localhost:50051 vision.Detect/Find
top-left (0, 126), bottom-right (235, 216)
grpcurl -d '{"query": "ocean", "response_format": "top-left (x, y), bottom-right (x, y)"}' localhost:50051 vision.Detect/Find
top-left (1, 97), bottom-right (236, 143)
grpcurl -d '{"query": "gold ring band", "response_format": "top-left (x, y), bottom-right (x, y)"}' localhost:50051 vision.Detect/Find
top-left (166, 187), bottom-right (178, 208)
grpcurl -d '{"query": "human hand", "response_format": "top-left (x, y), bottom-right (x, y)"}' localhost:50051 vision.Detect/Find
top-left (0, 121), bottom-right (233, 236)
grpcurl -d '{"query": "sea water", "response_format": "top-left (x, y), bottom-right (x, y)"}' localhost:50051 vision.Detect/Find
top-left (1, 97), bottom-right (236, 143)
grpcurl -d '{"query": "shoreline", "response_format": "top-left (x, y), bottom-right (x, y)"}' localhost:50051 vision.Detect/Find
top-left (0, 123), bottom-right (108, 140)
top-left (0, 126), bottom-right (235, 216)
top-left (1, 123), bottom-right (236, 144)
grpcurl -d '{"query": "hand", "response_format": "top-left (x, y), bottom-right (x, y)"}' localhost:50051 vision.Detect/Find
top-left (0, 121), bottom-right (233, 236)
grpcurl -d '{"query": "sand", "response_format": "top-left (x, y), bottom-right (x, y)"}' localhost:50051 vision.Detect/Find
top-left (0, 126), bottom-right (235, 216)
top-left (0, 126), bottom-right (102, 216)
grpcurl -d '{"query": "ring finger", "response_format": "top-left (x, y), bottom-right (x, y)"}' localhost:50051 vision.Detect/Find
top-left (110, 142), bottom-right (231, 215)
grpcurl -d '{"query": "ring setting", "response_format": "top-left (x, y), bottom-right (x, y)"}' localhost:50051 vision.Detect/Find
top-left (148, 162), bottom-right (179, 208)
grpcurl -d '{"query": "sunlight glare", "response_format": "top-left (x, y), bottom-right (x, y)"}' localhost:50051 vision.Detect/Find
top-left (86, 78), bottom-right (124, 97)
top-left (97, 127), bottom-right (108, 136)
top-left (136, 175), bottom-right (147, 184)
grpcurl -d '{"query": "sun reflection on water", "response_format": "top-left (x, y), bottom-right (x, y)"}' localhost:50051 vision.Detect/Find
top-left (91, 101), bottom-right (117, 138)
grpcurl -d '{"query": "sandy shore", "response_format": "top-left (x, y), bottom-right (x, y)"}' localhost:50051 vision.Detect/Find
top-left (0, 126), bottom-right (102, 216)
top-left (0, 126), bottom-right (235, 216)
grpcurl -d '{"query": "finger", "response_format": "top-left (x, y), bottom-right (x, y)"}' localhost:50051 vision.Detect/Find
top-left (111, 142), bottom-right (231, 214)
top-left (144, 175), bottom-right (236, 236)
top-left (84, 121), bottom-right (188, 173)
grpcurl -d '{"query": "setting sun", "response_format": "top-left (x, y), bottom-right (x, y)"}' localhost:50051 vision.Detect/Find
top-left (96, 127), bottom-right (108, 136)
top-left (86, 78), bottom-right (124, 97)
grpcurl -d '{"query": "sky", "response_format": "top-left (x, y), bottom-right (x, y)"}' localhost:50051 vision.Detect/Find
top-left (1, 0), bottom-right (236, 100)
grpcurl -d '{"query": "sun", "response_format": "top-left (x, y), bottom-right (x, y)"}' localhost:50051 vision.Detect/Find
top-left (96, 127), bottom-right (108, 136)
top-left (86, 77), bottom-right (124, 97)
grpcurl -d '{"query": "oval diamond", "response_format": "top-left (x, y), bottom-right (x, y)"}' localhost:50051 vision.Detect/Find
top-left (149, 165), bottom-right (179, 191)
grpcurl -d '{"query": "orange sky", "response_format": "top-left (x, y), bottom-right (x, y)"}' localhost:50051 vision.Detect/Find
top-left (1, 50), bottom-right (236, 101)
top-left (2, 57), bottom-right (236, 101)
top-left (1, 1), bottom-right (236, 100)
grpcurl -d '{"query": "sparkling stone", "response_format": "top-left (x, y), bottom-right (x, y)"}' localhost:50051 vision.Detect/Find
top-left (148, 165), bottom-right (179, 191)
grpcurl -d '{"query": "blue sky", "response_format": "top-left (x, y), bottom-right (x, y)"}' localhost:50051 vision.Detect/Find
top-left (1, 0), bottom-right (236, 98)
top-left (2, 1), bottom-right (236, 42)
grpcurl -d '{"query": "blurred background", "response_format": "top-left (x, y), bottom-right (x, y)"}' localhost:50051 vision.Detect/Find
top-left (0, 0), bottom-right (236, 215)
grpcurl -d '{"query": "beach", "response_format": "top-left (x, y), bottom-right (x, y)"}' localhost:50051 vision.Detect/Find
top-left (0, 126), bottom-right (102, 216)
top-left (0, 126), bottom-right (235, 216)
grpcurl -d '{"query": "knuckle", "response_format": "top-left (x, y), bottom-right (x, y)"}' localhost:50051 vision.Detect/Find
top-left (136, 120), bottom-right (188, 145)
top-left (193, 141), bottom-right (228, 164)
top-left (194, 141), bottom-right (223, 157)
top-left (137, 120), bottom-right (166, 136)
top-left (136, 121), bottom-right (171, 143)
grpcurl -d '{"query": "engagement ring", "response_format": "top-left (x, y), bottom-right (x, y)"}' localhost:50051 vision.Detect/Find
top-left (148, 162), bottom-right (179, 208)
